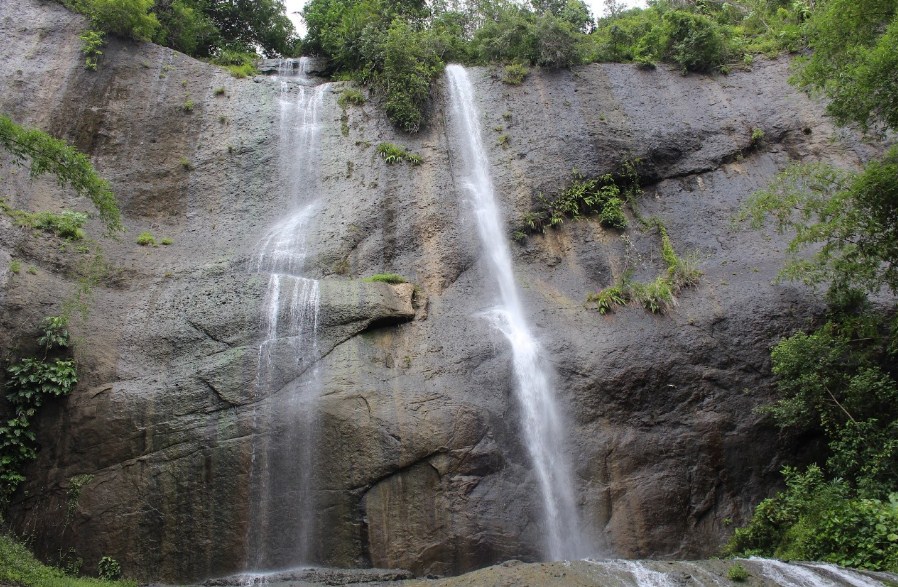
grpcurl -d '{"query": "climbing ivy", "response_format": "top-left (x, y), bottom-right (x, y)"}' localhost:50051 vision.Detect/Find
top-left (0, 317), bottom-right (78, 506)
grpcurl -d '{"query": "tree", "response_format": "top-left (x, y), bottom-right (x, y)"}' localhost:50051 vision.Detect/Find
top-left (731, 0), bottom-right (898, 571)
top-left (792, 0), bottom-right (898, 132)
top-left (0, 115), bottom-right (121, 233)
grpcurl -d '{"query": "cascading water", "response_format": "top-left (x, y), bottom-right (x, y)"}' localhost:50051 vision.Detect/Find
top-left (444, 64), bottom-right (589, 560)
top-left (245, 57), bottom-right (327, 573)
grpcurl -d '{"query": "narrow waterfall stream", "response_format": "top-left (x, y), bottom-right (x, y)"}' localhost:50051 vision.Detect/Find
top-left (245, 57), bottom-right (327, 573)
top-left (444, 64), bottom-right (589, 560)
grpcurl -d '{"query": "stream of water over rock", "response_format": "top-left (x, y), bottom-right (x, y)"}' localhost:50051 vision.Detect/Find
top-left (444, 64), bottom-right (589, 560)
top-left (245, 57), bottom-right (326, 572)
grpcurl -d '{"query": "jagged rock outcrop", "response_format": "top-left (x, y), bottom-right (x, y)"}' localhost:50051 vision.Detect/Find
top-left (0, 0), bottom-right (880, 582)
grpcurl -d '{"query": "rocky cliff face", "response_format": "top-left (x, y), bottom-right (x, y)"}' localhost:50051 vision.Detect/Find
top-left (0, 0), bottom-right (879, 582)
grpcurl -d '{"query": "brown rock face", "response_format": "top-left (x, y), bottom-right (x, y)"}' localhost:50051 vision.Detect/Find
top-left (0, 0), bottom-right (877, 582)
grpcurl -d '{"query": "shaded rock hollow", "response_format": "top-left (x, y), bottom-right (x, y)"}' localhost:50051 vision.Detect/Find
top-left (0, 0), bottom-right (879, 582)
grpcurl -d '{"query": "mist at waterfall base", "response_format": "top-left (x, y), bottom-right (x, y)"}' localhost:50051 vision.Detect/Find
top-left (244, 58), bottom-right (326, 573)
top-left (444, 63), bottom-right (594, 561)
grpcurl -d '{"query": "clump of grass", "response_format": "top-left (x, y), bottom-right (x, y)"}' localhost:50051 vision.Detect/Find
top-left (179, 157), bottom-right (193, 171)
top-left (0, 201), bottom-right (87, 240)
top-left (502, 62), bottom-right (529, 85)
top-left (376, 143), bottom-right (422, 166)
top-left (727, 562), bottom-right (749, 582)
top-left (136, 231), bottom-right (156, 246)
top-left (0, 534), bottom-right (136, 587)
top-left (587, 219), bottom-right (701, 315)
top-left (213, 87), bottom-right (226, 96)
top-left (160, 237), bottom-right (173, 245)
top-left (337, 88), bottom-right (366, 108)
top-left (363, 273), bottom-right (408, 284)
top-left (182, 98), bottom-right (194, 113)
top-left (497, 134), bottom-right (509, 148)
top-left (9, 259), bottom-right (21, 274)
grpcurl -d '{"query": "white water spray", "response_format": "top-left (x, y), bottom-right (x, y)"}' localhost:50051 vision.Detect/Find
top-left (246, 57), bottom-right (326, 570)
top-left (444, 64), bottom-right (588, 560)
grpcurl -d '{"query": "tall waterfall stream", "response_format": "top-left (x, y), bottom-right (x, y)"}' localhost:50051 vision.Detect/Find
top-left (444, 64), bottom-right (589, 560)
top-left (245, 57), bottom-right (326, 574)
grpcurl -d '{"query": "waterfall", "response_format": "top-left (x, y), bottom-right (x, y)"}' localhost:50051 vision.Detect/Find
top-left (444, 64), bottom-right (588, 560)
top-left (246, 56), bottom-right (326, 571)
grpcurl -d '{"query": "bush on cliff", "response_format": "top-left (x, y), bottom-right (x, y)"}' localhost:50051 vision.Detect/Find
top-left (0, 534), bottom-right (136, 587)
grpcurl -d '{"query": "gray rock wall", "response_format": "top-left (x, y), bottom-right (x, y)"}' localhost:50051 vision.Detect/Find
top-left (0, 0), bottom-right (877, 581)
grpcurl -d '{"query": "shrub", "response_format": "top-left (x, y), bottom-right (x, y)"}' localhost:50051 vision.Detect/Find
top-left (0, 534), bottom-right (136, 587)
top-left (337, 88), bottom-right (366, 108)
top-left (135, 231), bottom-right (155, 246)
top-left (380, 20), bottom-right (443, 133)
top-left (79, 29), bottom-right (105, 70)
top-left (210, 49), bottom-right (258, 79)
top-left (182, 98), bottom-right (195, 113)
top-left (502, 62), bottom-right (529, 85)
top-left (363, 273), bottom-right (408, 284)
top-left (9, 260), bottom-right (20, 274)
top-left (97, 556), bottom-right (122, 581)
top-left (727, 562), bottom-right (749, 582)
top-left (660, 11), bottom-right (730, 73)
top-left (67, 0), bottom-right (160, 41)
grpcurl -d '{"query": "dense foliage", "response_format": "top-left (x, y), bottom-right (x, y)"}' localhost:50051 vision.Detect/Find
top-left (59, 0), bottom-right (299, 63)
top-left (0, 115), bottom-right (121, 233)
top-left (299, 0), bottom-right (815, 131)
top-left (732, 0), bottom-right (898, 571)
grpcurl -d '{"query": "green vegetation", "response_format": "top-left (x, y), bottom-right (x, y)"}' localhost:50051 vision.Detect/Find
top-left (337, 88), bottom-right (366, 109)
top-left (1, 534), bottom-right (136, 587)
top-left (97, 557), bottom-right (122, 581)
top-left (0, 201), bottom-right (87, 240)
top-left (588, 220), bottom-right (700, 315)
top-left (79, 29), bottom-right (105, 70)
top-left (58, 0), bottom-right (299, 59)
top-left (502, 63), bottom-right (529, 85)
top-left (730, 0), bottom-right (898, 572)
top-left (362, 273), bottom-right (408, 284)
top-left (0, 115), bottom-right (121, 233)
top-left (209, 49), bottom-right (258, 78)
top-left (160, 237), bottom-right (173, 245)
top-left (9, 260), bottom-right (21, 274)
top-left (299, 0), bottom-right (817, 131)
top-left (376, 142), bottom-right (422, 166)
top-left (727, 562), bottom-right (749, 582)
top-left (519, 164), bottom-right (640, 234)
top-left (135, 231), bottom-right (156, 246)
top-left (213, 86), bottom-right (226, 96)
top-left (1, 317), bottom-right (77, 505)
top-left (791, 0), bottom-right (898, 133)
top-left (182, 98), bottom-right (194, 112)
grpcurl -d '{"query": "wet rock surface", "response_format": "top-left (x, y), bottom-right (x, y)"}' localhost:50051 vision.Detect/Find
top-left (0, 0), bottom-right (883, 583)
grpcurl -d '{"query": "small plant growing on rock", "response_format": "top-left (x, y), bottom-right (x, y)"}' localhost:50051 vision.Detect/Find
top-left (363, 273), bottom-right (408, 284)
top-left (9, 259), bottom-right (21, 274)
top-left (79, 30), bottom-right (105, 71)
top-left (502, 63), bottom-right (529, 85)
top-left (160, 237), bottom-right (173, 245)
top-left (182, 98), bottom-right (195, 113)
top-left (214, 87), bottom-right (226, 96)
top-left (136, 231), bottom-right (156, 246)
top-left (727, 562), bottom-right (749, 582)
top-left (376, 143), bottom-right (422, 166)
top-left (497, 134), bottom-right (510, 148)
top-left (179, 157), bottom-right (193, 170)
top-left (750, 127), bottom-right (765, 147)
